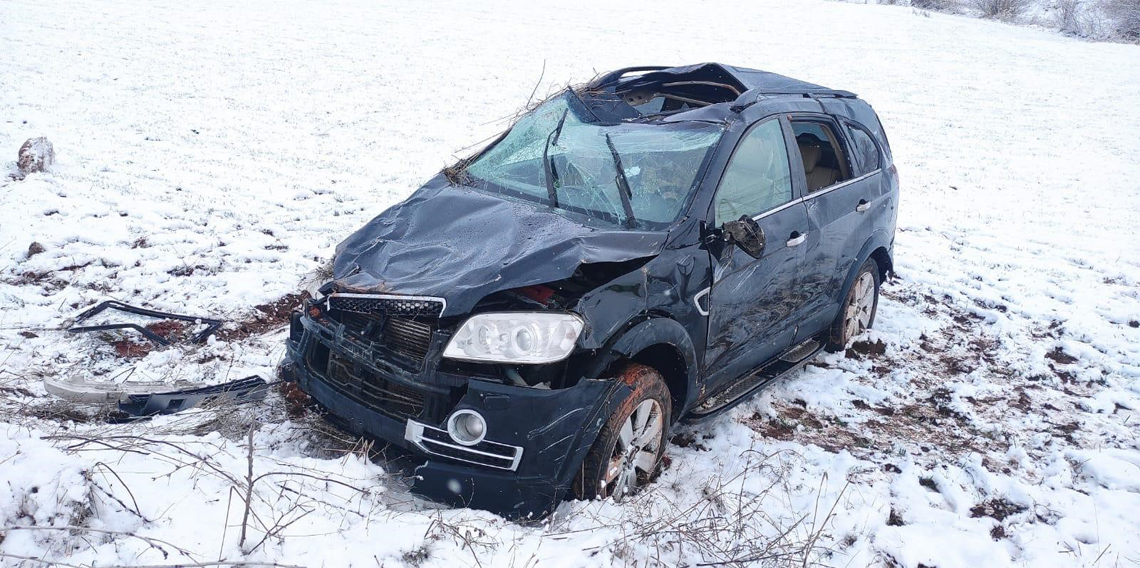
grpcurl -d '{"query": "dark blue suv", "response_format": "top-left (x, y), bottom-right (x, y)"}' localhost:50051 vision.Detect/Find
top-left (281, 63), bottom-right (898, 517)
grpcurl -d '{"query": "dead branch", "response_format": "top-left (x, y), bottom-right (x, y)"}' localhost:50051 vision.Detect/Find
top-left (524, 60), bottom-right (547, 109)
top-left (239, 423), bottom-right (255, 551)
top-left (0, 525), bottom-right (196, 559)
top-left (0, 552), bottom-right (86, 568)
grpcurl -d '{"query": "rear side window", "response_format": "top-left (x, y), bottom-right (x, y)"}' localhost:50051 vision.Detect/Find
top-left (845, 123), bottom-right (882, 175)
top-left (791, 121), bottom-right (851, 193)
top-left (713, 119), bottom-right (793, 224)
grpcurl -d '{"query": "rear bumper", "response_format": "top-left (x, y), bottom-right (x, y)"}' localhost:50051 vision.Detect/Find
top-left (282, 313), bottom-right (623, 517)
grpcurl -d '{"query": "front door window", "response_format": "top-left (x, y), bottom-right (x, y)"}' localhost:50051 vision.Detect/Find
top-left (713, 119), bottom-right (793, 223)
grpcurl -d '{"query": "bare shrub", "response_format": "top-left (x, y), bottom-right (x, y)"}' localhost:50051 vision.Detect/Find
top-left (1056, 0), bottom-right (1085, 32)
top-left (912, 0), bottom-right (958, 11)
top-left (1052, 0), bottom-right (1110, 37)
top-left (971, 0), bottom-right (1030, 19)
top-left (1103, 0), bottom-right (1140, 39)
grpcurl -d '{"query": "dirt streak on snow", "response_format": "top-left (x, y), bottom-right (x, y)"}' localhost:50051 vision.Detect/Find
top-left (1, 0), bottom-right (1139, 567)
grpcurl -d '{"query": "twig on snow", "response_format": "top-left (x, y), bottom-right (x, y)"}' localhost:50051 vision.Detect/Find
top-left (0, 525), bottom-right (195, 559)
top-left (239, 423), bottom-right (256, 551)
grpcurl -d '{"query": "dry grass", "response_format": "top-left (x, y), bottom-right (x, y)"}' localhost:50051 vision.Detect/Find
top-left (547, 448), bottom-right (850, 567)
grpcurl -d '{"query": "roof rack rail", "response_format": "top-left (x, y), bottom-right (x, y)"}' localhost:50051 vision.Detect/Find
top-left (730, 88), bottom-right (858, 113)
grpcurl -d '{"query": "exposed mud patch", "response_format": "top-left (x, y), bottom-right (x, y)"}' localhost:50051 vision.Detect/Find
top-left (110, 337), bottom-right (153, 358)
top-left (970, 498), bottom-right (1027, 521)
top-left (749, 287), bottom-right (1027, 465)
top-left (217, 292), bottom-right (308, 342)
top-left (846, 339), bottom-right (886, 359)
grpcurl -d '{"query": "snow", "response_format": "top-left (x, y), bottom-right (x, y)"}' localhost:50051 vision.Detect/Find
top-left (2, 0), bottom-right (1140, 566)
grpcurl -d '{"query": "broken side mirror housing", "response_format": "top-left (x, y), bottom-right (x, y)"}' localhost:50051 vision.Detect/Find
top-left (723, 216), bottom-right (766, 259)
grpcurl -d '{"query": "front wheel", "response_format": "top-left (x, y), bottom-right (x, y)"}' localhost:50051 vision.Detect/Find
top-left (827, 258), bottom-right (881, 351)
top-left (572, 363), bottom-right (671, 502)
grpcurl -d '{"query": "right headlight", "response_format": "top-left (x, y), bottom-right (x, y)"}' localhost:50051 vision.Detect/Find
top-left (442, 312), bottom-right (584, 364)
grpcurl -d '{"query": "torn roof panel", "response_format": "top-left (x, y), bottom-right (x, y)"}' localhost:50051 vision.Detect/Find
top-left (592, 62), bottom-right (854, 98)
top-left (585, 63), bottom-right (856, 124)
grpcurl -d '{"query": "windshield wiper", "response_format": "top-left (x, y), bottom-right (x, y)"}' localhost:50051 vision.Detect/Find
top-left (542, 108), bottom-right (570, 208)
top-left (604, 133), bottom-right (638, 229)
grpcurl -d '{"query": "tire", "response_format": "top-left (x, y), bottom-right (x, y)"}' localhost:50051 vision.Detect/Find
top-left (827, 258), bottom-right (881, 352)
top-left (572, 363), bottom-right (671, 501)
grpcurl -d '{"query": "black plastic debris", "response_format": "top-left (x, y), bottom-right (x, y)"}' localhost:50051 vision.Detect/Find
top-left (67, 300), bottom-right (222, 345)
top-left (117, 375), bottom-right (269, 417)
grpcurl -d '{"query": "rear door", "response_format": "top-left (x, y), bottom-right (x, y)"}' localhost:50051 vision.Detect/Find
top-left (789, 114), bottom-right (884, 341)
top-left (703, 116), bottom-right (809, 390)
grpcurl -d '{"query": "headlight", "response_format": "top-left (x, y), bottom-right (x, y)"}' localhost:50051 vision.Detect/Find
top-left (442, 312), bottom-right (584, 364)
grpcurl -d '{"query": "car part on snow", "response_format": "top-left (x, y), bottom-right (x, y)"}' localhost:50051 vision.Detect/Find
top-left (44, 376), bottom-right (187, 404)
top-left (67, 300), bottom-right (223, 345)
top-left (117, 375), bottom-right (269, 417)
top-left (16, 136), bottom-right (54, 178)
top-left (43, 375), bottom-right (269, 417)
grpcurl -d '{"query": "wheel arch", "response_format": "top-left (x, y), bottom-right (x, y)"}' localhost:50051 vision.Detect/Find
top-left (837, 230), bottom-right (893, 306)
top-left (586, 316), bottom-right (699, 421)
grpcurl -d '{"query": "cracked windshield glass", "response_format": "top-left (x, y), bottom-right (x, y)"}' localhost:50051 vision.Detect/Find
top-left (465, 92), bottom-right (724, 229)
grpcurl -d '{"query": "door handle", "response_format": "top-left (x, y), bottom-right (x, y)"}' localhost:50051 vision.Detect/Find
top-left (786, 231), bottom-right (806, 247)
top-left (856, 199), bottom-right (870, 212)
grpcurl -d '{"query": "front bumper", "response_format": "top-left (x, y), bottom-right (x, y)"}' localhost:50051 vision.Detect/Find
top-left (283, 311), bottom-right (624, 517)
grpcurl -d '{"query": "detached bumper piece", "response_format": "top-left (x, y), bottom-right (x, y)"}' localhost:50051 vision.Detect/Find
top-left (117, 376), bottom-right (269, 417)
top-left (67, 300), bottom-right (223, 345)
top-left (43, 375), bottom-right (269, 418)
top-left (404, 420), bottom-right (524, 471)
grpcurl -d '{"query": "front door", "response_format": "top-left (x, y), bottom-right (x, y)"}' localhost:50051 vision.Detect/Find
top-left (703, 117), bottom-right (809, 390)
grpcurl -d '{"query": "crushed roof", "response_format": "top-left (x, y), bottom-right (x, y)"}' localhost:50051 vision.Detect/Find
top-left (591, 62), bottom-right (856, 99)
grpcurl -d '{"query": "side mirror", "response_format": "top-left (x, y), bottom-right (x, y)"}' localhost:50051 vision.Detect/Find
top-left (723, 216), bottom-right (766, 259)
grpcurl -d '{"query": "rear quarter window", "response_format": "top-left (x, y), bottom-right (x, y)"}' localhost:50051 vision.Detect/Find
top-left (844, 123), bottom-right (882, 175)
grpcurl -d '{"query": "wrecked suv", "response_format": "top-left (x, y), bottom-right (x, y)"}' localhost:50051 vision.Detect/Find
top-left (281, 63), bottom-right (897, 517)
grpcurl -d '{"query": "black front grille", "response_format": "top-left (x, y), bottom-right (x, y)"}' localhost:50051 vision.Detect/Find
top-left (328, 295), bottom-right (444, 317)
top-left (323, 294), bottom-right (440, 365)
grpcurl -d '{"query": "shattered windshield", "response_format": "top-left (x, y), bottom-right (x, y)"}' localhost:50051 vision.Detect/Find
top-left (464, 92), bottom-right (724, 229)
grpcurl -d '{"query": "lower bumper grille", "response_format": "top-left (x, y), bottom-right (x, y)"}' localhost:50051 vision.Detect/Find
top-left (323, 352), bottom-right (434, 422)
top-left (405, 421), bottom-right (523, 471)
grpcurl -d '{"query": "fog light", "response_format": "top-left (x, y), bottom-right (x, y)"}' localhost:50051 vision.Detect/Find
top-left (447, 409), bottom-right (487, 446)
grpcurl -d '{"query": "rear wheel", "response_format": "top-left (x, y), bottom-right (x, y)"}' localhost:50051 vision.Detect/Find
top-left (573, 363), bottom-right (671, 501)
top-left (827, 258), bottom-right (881, 351)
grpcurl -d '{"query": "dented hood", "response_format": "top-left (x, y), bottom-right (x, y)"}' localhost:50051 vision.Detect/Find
top-left (332, 176), bottom-right (667, 316)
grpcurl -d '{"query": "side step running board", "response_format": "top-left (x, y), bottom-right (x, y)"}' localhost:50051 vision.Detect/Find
top-left (780, 339), bottom-right (820, 364)
top-left (686, 338), bottom-right (825, 421)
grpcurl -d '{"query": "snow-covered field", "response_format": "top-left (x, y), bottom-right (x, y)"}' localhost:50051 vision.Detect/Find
top-left (2, 0), bottom-right (1140, 566)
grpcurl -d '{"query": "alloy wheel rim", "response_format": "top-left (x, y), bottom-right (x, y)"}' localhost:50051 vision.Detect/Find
top-left (603, 398), bottom-right (663, 500)
top-left (844, 271), bottom-right (875, 341)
